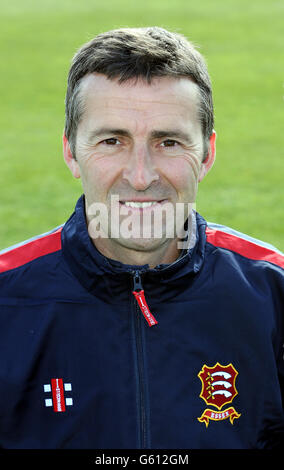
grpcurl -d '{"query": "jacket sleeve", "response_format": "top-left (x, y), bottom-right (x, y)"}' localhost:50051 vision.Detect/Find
top-left (272, 266), bottom-right (284, 448)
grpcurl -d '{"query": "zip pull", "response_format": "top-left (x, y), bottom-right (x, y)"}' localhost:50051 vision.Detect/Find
top-left (132, 271), bottom-right (158, 327)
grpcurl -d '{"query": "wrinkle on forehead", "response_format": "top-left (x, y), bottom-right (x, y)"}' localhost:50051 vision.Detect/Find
top-left (79, 72), bottom-right (200, 111)
top-left (76, 73), bottom-right (203, 143)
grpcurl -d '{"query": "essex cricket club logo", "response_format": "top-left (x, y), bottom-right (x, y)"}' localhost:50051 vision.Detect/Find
top-left (197, 363), bottom-right (241, 427)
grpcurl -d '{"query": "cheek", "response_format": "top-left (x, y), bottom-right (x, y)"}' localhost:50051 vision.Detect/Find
top-left (161, 155), bottom-right (201, 192)
top-left (79, 155), bottom-right (122, 200)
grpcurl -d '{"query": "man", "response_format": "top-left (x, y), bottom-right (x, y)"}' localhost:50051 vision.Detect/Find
top-left (0, 27), bottom-right (283, 449)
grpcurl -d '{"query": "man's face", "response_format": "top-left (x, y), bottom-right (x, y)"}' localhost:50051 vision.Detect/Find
top-left (63, 73), bottom-right (215, 258)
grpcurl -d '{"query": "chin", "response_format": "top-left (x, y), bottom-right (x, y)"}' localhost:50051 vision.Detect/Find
top-left (117, 236), bottom-right (172, 253)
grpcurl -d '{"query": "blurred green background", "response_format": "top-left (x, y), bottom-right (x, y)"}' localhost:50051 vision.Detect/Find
top-left (0, 0), bottom-right (283, 251)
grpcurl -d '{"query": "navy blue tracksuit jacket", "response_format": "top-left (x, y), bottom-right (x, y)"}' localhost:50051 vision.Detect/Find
top-left (0, 194), bottom-right (283, 449)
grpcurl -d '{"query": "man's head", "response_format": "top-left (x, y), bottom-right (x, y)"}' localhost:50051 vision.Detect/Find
top-left (63, 27), bottom-right (216, 266)
top-left (64, 26), bottom-right (214, 161)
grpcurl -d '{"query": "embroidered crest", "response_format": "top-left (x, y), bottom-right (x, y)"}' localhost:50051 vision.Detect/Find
top-left (197, 363), bottom-right (241, 427)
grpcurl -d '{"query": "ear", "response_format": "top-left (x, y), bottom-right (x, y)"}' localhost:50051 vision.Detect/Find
top-left (63, 133), bottom-right (81, 179)
top-left (198, 130), bottom-right (216, 183)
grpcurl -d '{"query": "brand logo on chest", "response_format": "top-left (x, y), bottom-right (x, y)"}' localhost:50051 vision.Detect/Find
top-left (43, 378), bottom-right (73, 412)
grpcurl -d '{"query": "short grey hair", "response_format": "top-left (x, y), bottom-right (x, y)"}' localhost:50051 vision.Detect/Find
top-left (64, 27), bottom-right (214, 160)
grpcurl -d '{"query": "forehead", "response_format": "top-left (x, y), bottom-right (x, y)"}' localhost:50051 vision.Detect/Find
top-left (80, 73), bottom-right (200, 114)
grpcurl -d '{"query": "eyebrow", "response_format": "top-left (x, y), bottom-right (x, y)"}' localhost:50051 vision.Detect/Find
top-left (88, 127), bottom-right (193, 144)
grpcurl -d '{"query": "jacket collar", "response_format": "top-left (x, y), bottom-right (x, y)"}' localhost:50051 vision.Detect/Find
top-left (61, 194), bottom-right (208, 295)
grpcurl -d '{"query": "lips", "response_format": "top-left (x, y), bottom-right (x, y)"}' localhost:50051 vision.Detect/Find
top-left (119, 199), bottom-right (166, 209)
top-left (119, 200), bottom-right (167, 210)
top-left (123, 201), bottom-right (160, 208)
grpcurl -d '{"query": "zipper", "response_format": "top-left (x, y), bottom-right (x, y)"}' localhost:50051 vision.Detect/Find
top-left (133, 298), bottom-right (147, 448)
top-left (132, 270), bottom-right (158, 327)
top-left (131, 270), bottom-right (151, 449)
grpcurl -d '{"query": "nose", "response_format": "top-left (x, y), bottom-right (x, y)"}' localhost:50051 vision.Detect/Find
top-left (122, 144), bottom-right (159, 190)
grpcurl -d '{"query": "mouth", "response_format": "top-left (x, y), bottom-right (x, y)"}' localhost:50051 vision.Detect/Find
top-left (119, 200), bottom-right (167, 210)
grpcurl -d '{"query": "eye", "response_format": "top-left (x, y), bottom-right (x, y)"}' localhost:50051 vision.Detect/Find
top-left (161, 139), bottom-right (179, 147)
top-left (101, 138), bottom-right (121, 145)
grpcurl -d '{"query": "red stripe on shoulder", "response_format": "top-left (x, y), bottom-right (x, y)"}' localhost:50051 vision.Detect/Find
top-left (0, 227), bottom-right (62, 274)
top-left (206, 227), bottom-right (284, 269)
